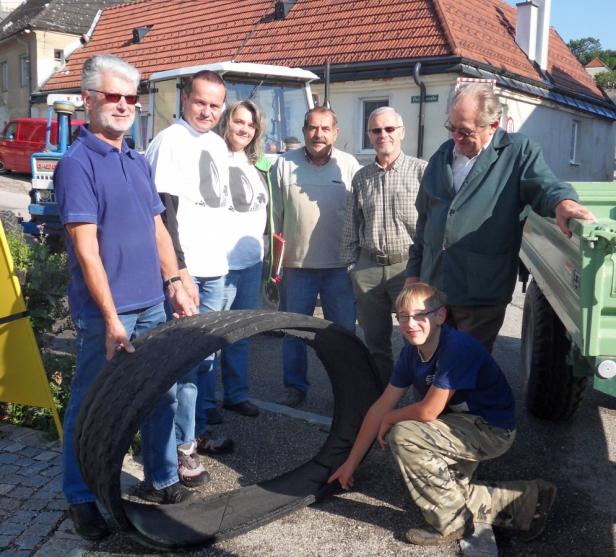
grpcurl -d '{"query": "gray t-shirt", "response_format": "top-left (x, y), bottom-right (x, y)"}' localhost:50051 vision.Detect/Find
top-left (271, 148), bottom-right (360, 268)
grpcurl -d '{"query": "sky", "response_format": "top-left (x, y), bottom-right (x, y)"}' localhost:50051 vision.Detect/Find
top-left (505, 0), bottom-right (616, 50)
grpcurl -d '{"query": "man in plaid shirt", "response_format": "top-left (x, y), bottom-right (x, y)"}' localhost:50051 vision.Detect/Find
top-left (341, 107), bottom-right (426, 380)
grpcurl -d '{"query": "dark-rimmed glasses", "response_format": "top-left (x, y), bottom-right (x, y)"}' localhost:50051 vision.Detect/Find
top-left (396, 307), bottom-right (441, 323)
top-left (88, 89), bottom-right (139, 105)
top-left (444, 121), bottom-right (487, 138)
top-left (368, 126), bottom-right (402, 135)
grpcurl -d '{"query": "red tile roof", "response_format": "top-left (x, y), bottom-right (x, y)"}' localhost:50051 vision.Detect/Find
top-left (41, 0), bottom-right (604, 102)
top-left (585, 57), bottom-right (608, 69)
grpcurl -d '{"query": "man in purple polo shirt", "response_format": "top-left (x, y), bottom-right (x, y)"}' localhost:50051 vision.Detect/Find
top-left (54, 54), bottom-right (195, 541)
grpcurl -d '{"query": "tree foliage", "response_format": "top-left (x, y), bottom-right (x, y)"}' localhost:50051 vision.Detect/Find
top-left (568, 37), bottom-right (602, 66)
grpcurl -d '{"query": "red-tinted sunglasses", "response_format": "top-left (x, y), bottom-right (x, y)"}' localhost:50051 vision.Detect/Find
top-left (88, 89), bottom-right (139, 105)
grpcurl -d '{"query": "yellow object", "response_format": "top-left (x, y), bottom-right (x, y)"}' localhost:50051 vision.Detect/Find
top-left (0, 221), bottom-right (63, 439)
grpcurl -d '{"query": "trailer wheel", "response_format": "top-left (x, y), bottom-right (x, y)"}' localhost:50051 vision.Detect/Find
top-left (521, 279), bottom-right (587, 420)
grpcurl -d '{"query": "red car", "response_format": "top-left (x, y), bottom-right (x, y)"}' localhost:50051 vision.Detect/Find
top-left (0, 117), bottom-right (84, 174)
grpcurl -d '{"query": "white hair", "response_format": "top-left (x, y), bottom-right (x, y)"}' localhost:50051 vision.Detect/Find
top-left (81, 54), bottom-right (140, 91)
top-left (368, 106), bottom-right (404, 127)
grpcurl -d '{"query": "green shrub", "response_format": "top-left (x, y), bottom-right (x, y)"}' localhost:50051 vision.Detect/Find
top-left (2, 222), bottom-right (73, 438)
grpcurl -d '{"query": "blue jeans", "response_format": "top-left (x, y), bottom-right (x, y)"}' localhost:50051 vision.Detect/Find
top-left (175, 276), bottom-right (225, 438)
top-left (280, 267), bottom-right (356, 392)
top-left (219, 262), bottom-right (262, 405)
top-left (63, 303), bottom-right (178, 504)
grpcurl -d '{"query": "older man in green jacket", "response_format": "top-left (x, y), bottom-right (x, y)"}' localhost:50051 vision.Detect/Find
top-left (406, 84), bottom-right (594, 351)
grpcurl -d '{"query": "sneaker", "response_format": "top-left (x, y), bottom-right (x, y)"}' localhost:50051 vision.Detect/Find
top-left (280, 387), bottom-right (306, 407)
top-left (196, 430), bottom-right (235, 455)
top-left (405, 522), bottom-right (474, 546)
top-left (177, 442), bottom-right (210, 487)
top-left (223, 400), bottom-right (260, 417)
top-left (206, 407), bottom-right (224, 425)
top-left (517, 480), bottom-right (557, 542)
top-left (68, 502), bottom-right (111, 541)
top-left (136, 481), bottom-right (196, 504)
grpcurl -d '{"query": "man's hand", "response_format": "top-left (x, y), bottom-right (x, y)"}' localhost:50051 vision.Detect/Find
top-left (105, 318), bottom-right (134, 361)
top-left (404, 276), bottom-right (420, 289)
top-left (179, 268), bottom-right (199, 307)
top-left (555, 199), bottom-right (596, 238)
top-left (167, 280), bottom-right (197, 319)
top-left (327, 460), bottom-right (356, 490)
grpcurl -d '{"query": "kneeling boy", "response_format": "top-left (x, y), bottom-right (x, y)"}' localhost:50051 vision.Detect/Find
top-left (328, 282), bottom-right (556, 546)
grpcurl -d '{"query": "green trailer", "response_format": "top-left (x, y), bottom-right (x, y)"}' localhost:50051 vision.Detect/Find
top-left (520, 182), bottom-right (616, 420)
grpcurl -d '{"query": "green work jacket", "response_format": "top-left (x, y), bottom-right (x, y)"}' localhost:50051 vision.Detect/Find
top-left (407, 129), bottom-right (578, 306)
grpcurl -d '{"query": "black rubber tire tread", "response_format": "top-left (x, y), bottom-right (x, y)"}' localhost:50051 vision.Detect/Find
top-left (521, 280), bottom-right (587, 420)
top-left (75, 310), bottom-right (384, 548)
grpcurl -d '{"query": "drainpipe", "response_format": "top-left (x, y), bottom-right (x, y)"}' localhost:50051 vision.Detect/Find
top-left (15, 29), bottom-right (32, 116)
top-left (323, 59), bottom-right (330, 108)
top-left (413, 62), bottom-right (425, 158)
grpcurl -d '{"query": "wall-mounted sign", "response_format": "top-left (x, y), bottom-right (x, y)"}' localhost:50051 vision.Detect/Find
top-left (411, 94), bottom-right (439, 103)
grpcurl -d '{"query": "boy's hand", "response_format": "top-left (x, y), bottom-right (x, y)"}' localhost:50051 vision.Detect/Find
top-left (327, 461), bottom-right (355, 490)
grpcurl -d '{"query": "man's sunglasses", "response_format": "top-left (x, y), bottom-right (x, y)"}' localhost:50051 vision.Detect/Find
top-left (88, 89), bottom-right (139, 105)
top-left (368, 126), bottom-right (402, 135)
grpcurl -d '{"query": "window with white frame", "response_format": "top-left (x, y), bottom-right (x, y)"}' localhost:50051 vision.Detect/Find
top-left (54, 49), bottom-right (64, 63)
top-left (569, 120), bottom-right (579, 164)
top-left (0, 62), bottom-right (7, 92)
top-left (20, 55), bottom-right (30, 89)
top-left (361, 98), bottom-right (389, 150)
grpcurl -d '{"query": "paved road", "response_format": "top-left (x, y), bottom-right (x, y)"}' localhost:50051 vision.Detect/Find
top-left (1, 171), bottom-right (615, 556)
top-left (0, 173), bottom-right (30, 221)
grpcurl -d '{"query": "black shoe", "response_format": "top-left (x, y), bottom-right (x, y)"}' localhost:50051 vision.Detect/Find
top-left (280, 388), bottom-right (306, 407)
top-left (68, 502), bottom-right (111, 541)
top-left (223, 400), bottom-right (260, 417)
top-left (136, 481), bottom-right (196, 504)
top-left (206, 407), bottom-right (223, 425)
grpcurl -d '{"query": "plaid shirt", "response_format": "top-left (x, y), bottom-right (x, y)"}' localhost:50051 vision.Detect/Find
top-left (340, 153), bottom-right (426, 265)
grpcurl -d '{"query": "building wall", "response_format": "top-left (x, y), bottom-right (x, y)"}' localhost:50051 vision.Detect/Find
top-left (501, 90), bottom-right (615, 181)
top-left (33, 30), bottom-right (81, 89)
top-left (0, 33), bottom-right (34, 126)
top-left (314, 74), bottom-right (614, 181)
top-left (312, 74), bottom-right (453, 165)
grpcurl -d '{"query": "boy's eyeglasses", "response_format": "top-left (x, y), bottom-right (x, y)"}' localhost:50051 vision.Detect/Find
top-left (88, 89), bottom-right (139, 105)
top-left (396, 307), bottom-right (440, 323)
top-left (444, 121), bottom-right (487, 138)
top-left (368, 126), bottom-right (402, 135)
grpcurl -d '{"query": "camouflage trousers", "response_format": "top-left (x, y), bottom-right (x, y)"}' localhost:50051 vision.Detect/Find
top-left (388, 413), bottom-right (539, 535)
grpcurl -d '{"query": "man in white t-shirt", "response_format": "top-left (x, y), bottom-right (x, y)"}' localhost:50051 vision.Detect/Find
top-left (272, 107), bottom-right (361, 407)
top-left (145, 70), bottom-right (233, 488)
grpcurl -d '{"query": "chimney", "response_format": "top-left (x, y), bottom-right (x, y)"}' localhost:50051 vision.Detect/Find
top-left (515, 2), bottom-right (538, 62)
top-left (535, 0), bottom-right (551, 71)
top-left (274, 0), bottom-right (297, 20)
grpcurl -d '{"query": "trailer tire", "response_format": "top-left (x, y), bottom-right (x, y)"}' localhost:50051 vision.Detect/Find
top-left (521, 279), bottom-right (587, 420)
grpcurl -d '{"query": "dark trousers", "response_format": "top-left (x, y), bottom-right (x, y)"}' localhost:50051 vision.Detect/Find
top-left (446, 304), bottom-right (508, 353)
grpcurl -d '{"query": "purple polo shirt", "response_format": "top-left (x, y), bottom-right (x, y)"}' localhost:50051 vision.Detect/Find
top-left (54, 125), bottom-right (165, 319)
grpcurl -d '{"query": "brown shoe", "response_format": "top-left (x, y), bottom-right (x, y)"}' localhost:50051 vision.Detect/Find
top-left (405, 522), bottom-right (474, 546)
top-left (517, 480), bottom-right (557, 542)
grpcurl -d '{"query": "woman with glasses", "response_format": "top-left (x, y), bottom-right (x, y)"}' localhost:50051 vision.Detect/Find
top-left (216, 100), bottom-right (273, 418)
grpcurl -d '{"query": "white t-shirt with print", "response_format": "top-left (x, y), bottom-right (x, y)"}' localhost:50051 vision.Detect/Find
top-left (146, 119), bottom-right (232, 277)
top-left (227, 150), bottom-right (268, 270)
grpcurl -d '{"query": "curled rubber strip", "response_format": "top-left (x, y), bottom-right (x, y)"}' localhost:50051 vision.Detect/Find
top-left (75, 310), bottom-right (384, 550)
